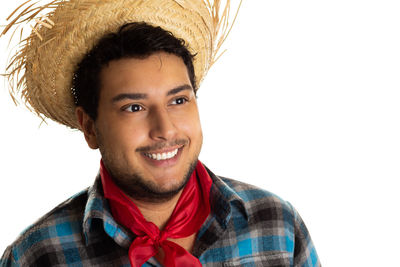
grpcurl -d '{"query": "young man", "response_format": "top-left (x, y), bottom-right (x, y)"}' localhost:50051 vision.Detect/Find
top-left (1, 1), bottom-right (320, 266)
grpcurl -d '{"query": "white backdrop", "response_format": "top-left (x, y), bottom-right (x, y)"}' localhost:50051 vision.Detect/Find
top-left (1, 1), bottom-right (400, 266)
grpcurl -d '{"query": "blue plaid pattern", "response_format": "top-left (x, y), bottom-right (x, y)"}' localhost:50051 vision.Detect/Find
top-left (1, 167), bottom-right (320, 266)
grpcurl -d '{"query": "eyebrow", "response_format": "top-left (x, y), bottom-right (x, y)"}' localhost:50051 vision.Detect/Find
top-left (166, 84), bottom-right (193, 96)
top-left (112, 93), bottom-right (147, 102)
top-left (111, 84), bottom-right (193, 103)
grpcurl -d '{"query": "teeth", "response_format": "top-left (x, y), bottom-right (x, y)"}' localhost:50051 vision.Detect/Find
top-left (146, 148), bottom-right (179, 161)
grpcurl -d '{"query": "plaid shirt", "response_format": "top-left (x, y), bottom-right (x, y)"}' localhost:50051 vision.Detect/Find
top-left (1, 167), bottom-right (320, 267)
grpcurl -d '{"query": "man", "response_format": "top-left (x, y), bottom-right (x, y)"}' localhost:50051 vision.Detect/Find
top-left (1, 0), bottom-right (320, 266)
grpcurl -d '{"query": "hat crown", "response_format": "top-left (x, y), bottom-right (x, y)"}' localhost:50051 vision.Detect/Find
top-left (2, 0), bottom-right (239, 129)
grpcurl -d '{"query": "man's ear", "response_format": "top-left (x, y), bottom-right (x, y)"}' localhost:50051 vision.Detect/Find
top-left (75, 107), bottom-right (99, 149)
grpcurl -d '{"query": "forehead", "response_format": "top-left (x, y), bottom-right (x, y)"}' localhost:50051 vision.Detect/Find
top-left (99, 52), bottom-right (191, 99)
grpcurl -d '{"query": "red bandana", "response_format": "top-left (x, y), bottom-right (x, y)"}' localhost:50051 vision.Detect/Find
top-left (100, 160), bottom-right (212, 267)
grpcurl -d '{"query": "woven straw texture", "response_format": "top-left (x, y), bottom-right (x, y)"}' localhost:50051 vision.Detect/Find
top-left (2, 0), bottom-right (238, 129)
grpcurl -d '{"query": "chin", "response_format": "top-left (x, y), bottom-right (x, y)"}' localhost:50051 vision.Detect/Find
top-left (108, 158), bottom-right (198, 202)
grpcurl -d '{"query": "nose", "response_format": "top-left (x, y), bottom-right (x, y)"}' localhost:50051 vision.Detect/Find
top-left (148, 107), bottom-right (177, 141)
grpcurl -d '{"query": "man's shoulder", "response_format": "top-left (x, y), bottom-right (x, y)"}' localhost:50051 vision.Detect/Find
top-left (203, 174), bottom-right (321, 266)
top-left (20, 188), bottom-right (89, 236)
top-left (216, 175), bottom-right (294, 216)
top-left (219, 176), bottom-right (284, 199)
top-left (1, 188), bottom-right (89, 265)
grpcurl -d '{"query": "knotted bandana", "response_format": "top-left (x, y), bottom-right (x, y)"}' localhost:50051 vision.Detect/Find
top-left (100, 160), bottom-right (212, 267)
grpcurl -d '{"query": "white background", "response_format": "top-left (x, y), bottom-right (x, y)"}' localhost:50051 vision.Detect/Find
top-left (1, 1), bottom-right (400, 266)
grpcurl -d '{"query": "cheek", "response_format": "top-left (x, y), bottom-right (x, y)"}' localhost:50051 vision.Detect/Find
top-left (96, 117), bottom-right (147, 151)
top-left (176, 110), bottom-right (202, 142)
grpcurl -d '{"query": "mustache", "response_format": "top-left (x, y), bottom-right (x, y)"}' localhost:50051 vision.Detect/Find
top-left (136, 139), bottom-right (188, 153)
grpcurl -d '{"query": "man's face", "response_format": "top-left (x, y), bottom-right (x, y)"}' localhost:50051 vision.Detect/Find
top-left (88, 52), bottom-right (202, 201)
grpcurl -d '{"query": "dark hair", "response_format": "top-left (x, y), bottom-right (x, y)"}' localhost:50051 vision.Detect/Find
top-left (72, 22), bottom-right (196, 121)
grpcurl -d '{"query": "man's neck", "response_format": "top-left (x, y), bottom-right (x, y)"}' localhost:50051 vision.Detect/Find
top-left (129, 190), bottom-right (184, 230)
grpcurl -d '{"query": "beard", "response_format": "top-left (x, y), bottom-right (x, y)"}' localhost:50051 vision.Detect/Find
top-left (103, 157), bottom-right (198, 203)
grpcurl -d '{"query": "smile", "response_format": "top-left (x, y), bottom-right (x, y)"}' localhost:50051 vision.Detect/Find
top-left (144, 148), bottom-right (179, 161)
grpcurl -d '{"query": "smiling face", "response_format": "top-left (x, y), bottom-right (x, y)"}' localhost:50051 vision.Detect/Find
top-left (77, 52), bottom-right (203, 202)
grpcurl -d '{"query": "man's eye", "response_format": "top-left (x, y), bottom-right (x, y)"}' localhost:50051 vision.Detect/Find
top-left (124, 104), bottom-right (143, 112)
top-left (171, 97), bottom-right (187, 105)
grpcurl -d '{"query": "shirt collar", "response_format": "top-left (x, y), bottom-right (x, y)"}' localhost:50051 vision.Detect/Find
top-left (81, 166), bottom-right (248, 245)
top-left (82, 174), bottom-right (133, 248)
top-left (205, 166), bottom-right (249, 229)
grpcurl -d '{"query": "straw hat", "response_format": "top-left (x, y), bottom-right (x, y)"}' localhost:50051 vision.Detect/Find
top-left (1, 0), bottom-right (240, 129)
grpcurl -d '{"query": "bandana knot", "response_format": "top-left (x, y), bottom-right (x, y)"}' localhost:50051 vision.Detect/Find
top-left (154, 235), bottom-right (162, 248)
